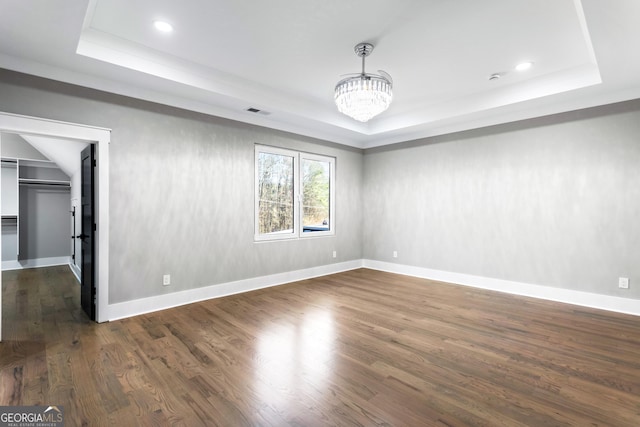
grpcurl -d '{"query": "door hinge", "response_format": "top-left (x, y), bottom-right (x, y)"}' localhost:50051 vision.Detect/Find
top-left (93, 159), bottom-right (97, 167)
top-left (93, 223), bottom-right (97, 231)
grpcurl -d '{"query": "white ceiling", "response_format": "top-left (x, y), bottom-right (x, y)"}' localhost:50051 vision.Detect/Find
top-left (1, 0), bottom-right (639, 149)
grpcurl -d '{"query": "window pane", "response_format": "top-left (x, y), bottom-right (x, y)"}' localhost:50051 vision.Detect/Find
top-left (258, 152), bottom-right (294, 234)
top-left (302, 158), bottom-right (330, 232)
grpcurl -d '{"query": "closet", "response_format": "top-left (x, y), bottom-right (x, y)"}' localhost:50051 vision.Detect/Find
top-left (1, 133), bottom-right (72, 270)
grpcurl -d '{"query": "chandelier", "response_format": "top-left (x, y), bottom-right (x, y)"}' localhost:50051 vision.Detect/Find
top-left (334, 43), bottom-right (393, 122)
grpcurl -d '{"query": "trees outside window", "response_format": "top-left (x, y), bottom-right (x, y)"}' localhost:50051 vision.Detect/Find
top-left (255, 146), bottom-right (335, 241)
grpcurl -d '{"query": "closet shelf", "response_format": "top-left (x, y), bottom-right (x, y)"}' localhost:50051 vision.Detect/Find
top-left (19, 178), bottom-right (71, 187)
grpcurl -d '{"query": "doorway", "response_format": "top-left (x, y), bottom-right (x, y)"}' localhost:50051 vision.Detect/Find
top-left (0, 112), bottom-right (110, 341)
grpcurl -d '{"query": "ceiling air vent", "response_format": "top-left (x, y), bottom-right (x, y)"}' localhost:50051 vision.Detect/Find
top-left (246, 107), bottom-right (271, 115)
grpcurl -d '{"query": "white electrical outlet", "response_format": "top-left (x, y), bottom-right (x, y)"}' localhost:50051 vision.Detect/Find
top-left (619, 277), bottom-right (629, 289)
top-left (393, 251), bottom-right (398, 258)
top-left (163, 274), bottom-right (171, 286)
top-left (332, 250), bottom-right (337, 258)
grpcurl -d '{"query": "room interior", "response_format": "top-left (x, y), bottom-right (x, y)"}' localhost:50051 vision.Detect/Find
top-left (0, 0), bottom-right (639, 425)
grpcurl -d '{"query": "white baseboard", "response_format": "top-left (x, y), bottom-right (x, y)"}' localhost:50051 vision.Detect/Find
top-left (106, 260), bottom-right (363, 321)
top-left (1, 260), bottom-right (21, 270)
top-left (2, 256), bottom-right (71, 271)
top-left (69, 262), bottom-right (81, 282)
top-left (363, 259), bottom-right (640, 317)
top-left (104, 258), bottom-right (640, 321)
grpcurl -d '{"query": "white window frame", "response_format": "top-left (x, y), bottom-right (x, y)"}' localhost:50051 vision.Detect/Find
top-left (255, 145), bottom-right (335, 242)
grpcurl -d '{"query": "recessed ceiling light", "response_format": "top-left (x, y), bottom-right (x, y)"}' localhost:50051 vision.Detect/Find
top-left (515, 61), bottom-right (533, 71)
top-left (153, 20), bottom-right (173, 33)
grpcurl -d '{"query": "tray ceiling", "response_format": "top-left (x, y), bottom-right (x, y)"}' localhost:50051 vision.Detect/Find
top-left (1, 0), bottom-right (640, 148)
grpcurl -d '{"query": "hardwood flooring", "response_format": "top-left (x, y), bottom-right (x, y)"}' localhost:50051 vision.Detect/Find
top-left (1, 266), bottom-right (639, 426)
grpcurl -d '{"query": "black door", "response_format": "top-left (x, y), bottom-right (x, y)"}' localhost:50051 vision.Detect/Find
top-left (80, 144), bottom-right (96, 320)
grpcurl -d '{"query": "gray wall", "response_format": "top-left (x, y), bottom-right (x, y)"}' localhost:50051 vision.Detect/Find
top-left (0, 69), bottom-right (364, 304)
top-left (18, 164), bottom-right (71, 261)
top-left (19, 185), bottom-right (71, 260)
top-left (2, 68), bottom-right (638, 305)
top-left (364, 101), bottom-right (640, 299)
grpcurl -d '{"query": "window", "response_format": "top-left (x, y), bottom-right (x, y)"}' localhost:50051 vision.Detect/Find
top-left (255, 145), bottom-right (335, 241)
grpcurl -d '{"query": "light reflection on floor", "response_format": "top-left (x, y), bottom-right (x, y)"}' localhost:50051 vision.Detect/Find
top-left (254, 307), bottom-right (335, 410)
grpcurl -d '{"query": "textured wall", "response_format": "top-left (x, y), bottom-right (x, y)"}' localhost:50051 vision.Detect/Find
top-left (0, 69), bottom-right (363, 304)
top-left (364, 101), bottom-right (640, 299)
top-left (3, 67), bottom-right (639, 304)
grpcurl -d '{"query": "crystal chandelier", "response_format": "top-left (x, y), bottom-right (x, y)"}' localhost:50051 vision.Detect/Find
top-left (334, 43), bottom-right (393, 122)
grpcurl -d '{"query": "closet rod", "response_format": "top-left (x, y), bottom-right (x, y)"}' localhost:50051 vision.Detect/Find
top-left (19, 181), bottom-right (71, 187)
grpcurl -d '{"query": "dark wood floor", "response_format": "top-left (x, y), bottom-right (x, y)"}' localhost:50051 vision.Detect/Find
top-left (1, 266), bottom-right (639, 426)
